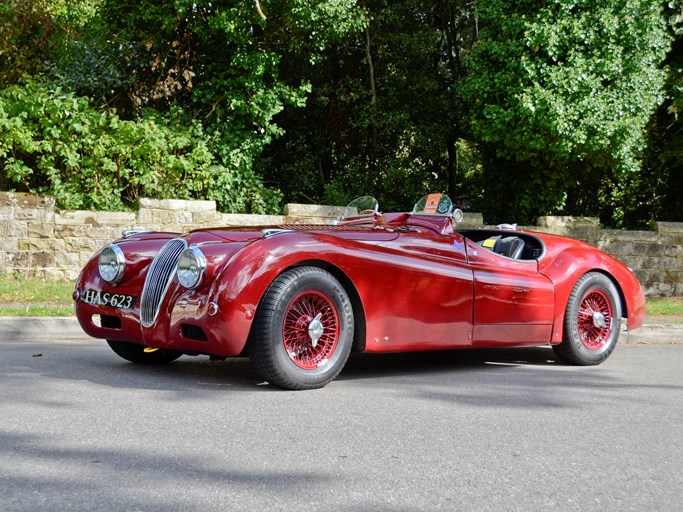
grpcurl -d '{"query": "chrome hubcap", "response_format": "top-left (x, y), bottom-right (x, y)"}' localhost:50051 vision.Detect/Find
top-left (308, 313), bottom-right (324, 348)
top-left (592, 312), bottom-right (607, 329)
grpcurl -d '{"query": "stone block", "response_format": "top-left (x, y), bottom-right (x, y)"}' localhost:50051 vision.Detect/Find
top-left (618, 256), bottom-right (646, 271)
top-left (19, 239), bottom-right (65, 252)
top-left (28, 222), bottom-right (55, 238)
top-left (536, 216), bottom-right (600, 230)
top-left (655, 222), bottom-right (683, 234)
top-left (41, 269), bottom-right (68, 281)
top-left (55, 252), bottom-right (82, 268)
top-left (221, 214), bottom-right (285, 226)
top-left (65, 238), bottom-right (96, 252)
top-left (459, 213), bottom-right (484, 228)
top-left (6, 251), bottom-right (30, 268)
top-left (137, 209), bottom-right (153, 225)
top-left (638, 243), bottom-right (679, 258)
top-left (285, 203), bottom-right (346, 219)
top-left (0, 206), bottom-right (13, 220)
top-left (0, 238), bottom-right (19, 251)
top-left (13, 208), bottom-right (41, 221)
top-left (139, 198), bottom-right (184, 210)
top-left (149, 210), bottom-right (178, 225)
top-left (284, 216), bottom-right (335, 225)
top-left (31, 251), bottom-right (56, 268)
top-left (55, 224), bottom-right (88, 238)
top-left (178, 211), bottom-right (193, 225)
top-left (0, 191), bottom-right (55, 208)
top-left (139, 198), bottom-right (215, 211)
top-left (65, 269), bottom-right (81, 281)
top-left (87, 226), bottom-right (115, 240)
top-left (55, 211), bottom-right (100, 226)
top-left (192, 211), bottom-right (220, 225)
top-left (90, 211), bottom-right (136, 226)
top-left (642, 256), bottom-right (681, 270)
top-left (7, 221), bottom-right (27, 238)
top-left (160, 225), bottom-right (183, 234)
top-left (675, 282), bottom-right (683, 297)
top-left (40, 208), bottom-right (55, 223)
top-left (183, 200), bottom-right (216, 213)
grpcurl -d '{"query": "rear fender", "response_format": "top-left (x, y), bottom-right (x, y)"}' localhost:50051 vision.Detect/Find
top-left (540, 247), bottom-right (646, 344)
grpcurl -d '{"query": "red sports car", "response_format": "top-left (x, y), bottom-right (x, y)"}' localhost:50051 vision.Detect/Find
top-left (74, 194), bottom-right (645, 389)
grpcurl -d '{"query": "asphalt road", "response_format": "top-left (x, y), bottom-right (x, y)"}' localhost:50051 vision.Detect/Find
top-left (1, 339), bottom-right (681, 512)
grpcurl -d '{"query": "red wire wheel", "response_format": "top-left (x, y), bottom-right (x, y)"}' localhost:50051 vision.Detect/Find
top-left (576, 289), bottom-right (613, 350)
top-left (554, 272), bottom-right (622, 366)
top-left (250, 266), bottom-right (354, 389)
top-left (282, 290), bottom-right (340, 369)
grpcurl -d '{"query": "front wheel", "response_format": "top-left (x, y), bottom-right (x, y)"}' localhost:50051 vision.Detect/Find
top-left (106, 340), bottom-right (182, 364)
top-left (553, 272), bottom-right (622, 365)
top-left (249, 266), bottom-right (354, 390)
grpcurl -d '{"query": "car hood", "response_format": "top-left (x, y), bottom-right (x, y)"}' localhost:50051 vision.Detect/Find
top-left (199, 224), bottom-right (400, 243)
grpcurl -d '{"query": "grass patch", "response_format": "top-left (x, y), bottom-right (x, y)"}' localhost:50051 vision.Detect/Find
top-left (0, 305), bottom-right (75, 317)
top-left (0, 276), bottom-right (75, 317)
top-left (646, 297), bottom-right (683, 317)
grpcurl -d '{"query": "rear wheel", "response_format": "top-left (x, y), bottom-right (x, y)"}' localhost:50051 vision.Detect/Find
top-left (553, 272), bottom-right (622, 365)
top-left (106, 339), bottom-right (182, 364)
top-left (250, 266), bottom-right (354, 390)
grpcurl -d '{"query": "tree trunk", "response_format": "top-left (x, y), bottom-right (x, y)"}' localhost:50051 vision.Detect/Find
top-left (447, 133), bottom-right (457, 199)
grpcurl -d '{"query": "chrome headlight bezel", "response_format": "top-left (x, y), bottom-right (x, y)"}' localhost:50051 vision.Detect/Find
top-left (176, 246), bottom-right (208, 289)
top-left (98, 244), bottom-right (126, 284)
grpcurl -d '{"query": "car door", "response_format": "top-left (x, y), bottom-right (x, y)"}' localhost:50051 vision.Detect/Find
top-left (356, 230), bottom-right (475, 352)
top-left (464, 238), bottom-right (555, 346)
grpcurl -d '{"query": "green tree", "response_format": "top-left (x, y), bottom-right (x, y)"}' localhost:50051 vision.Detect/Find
top-left (1, 1), bottom-right (365, 214)
top-left (0, 80), bottom-right (282, 212)
top-left (256, 0), bottom-right (478, 211)
top-left (84, 0), bottom-right (363, 207)
top-left (0, 1), bottom-right (55, 87)
top-left (462, 0), bottom-right (669, 224)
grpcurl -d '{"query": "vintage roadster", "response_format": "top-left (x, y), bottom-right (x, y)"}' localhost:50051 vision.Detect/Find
top-left (74, 194), bottom-right (645, 389)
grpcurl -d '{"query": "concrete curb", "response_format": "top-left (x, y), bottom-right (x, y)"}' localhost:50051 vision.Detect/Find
top-left (619, 323), bottom-right (683, 345)
top-left (0, 316), bottom-right (680, 344)
top-left (0, 317), bottom-right (92, 341)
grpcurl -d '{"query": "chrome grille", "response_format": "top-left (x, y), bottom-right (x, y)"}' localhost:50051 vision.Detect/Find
top-left (140, 238), bottom-right (187, 327)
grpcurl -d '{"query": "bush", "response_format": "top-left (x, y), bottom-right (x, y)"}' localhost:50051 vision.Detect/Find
top-left (0, 80), bottom-right (282, 213)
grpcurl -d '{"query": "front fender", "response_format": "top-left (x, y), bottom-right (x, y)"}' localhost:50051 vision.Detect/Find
top-left (197, 234), bottom-right (356, 356)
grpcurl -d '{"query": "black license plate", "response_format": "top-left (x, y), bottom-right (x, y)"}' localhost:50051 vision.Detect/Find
top-left (80, 289), bottom-right (137, 309)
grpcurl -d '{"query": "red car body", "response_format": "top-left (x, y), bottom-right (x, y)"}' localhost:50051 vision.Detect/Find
top-left (74, 204), bottom-right (645, 389)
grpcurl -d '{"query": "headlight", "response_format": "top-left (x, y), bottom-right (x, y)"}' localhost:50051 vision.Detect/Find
top-left (98, 244), bottom-right (125, 283)
top-left (176, 246), bottom-right (207, 289)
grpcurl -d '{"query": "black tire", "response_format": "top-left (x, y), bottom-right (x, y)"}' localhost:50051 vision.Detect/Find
top-left (106, 339), bottom-right (182, 364)
top-left (553, 272), bottom-right (622, 366)
top-left (249, 266), bottom-right (354, 390)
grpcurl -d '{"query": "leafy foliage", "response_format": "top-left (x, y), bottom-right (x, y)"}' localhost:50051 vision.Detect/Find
top-left (257, 0), bottom-right (477, 211)
top-left (0, 81), bottom-right (281, 213)
top-left (0, 1), bottom-right (56, 87)
top-left (0, 0), bottom-right (680, 229)
top-left (0, 1), bottom-right (365, 214)
top-left (462, 0), bottom-right (670, 224)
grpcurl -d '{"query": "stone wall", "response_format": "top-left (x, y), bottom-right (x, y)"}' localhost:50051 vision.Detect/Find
top-left (533, 216), bottom-right (683, 297)
top-left (1, 191), bottom-right (681, 296)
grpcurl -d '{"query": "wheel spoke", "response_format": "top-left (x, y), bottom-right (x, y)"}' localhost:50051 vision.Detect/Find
top-left (283, 290), bottom-right (340, 369)
top-left (577, 290), bottom-right (613, 350)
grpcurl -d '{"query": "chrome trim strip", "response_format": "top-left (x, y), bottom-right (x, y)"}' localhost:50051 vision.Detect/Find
top-left (140, 238), bottom-right (187, 327)
top-left (122, 229), bottom-right (153, 239)
top-left (261, 228), bottom-right (295, 238)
